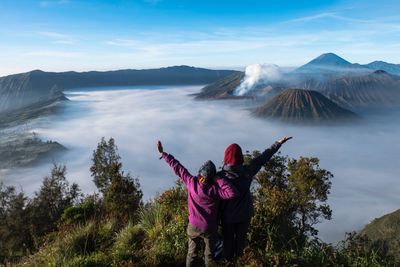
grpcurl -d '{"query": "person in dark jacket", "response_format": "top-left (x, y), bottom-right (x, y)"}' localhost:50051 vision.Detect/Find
top-left (218, 136), bottom-right (292, 261)
top-left (157, 141), bottom-right (239, 267)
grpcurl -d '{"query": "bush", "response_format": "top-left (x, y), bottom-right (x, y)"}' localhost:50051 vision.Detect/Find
top-left (61, 195), bottom-right (102, 225)
top-left (21, 220), bottom-right (118, 266)
top-left (139, 183), bottom-right (188, 266)
top-left (111, 223), bottom-right (146, 263)
top-left (65, 252), bottom-right (109, 267)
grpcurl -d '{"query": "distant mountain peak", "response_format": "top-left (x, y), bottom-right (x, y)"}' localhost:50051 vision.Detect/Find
top-left (294, 53), bottom-right (361, 74)
top-left (307, 53), bottom-right (352, 66)
top-left (29, 69), bottom-right (45, 74)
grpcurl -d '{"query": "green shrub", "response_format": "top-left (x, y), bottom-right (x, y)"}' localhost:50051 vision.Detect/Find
top-left (111, 223), bottom-right (146, 263)
top-left (21, 220), bottom-right (118, 266)
top-left (65, 252), bottom-right (109, 267)
top-left (139, 183), bottom-right (188, 266)
top-left (61, 195), bottom-right (102, 225)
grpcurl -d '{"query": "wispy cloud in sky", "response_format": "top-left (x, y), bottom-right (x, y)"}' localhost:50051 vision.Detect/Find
top-left (38, 31), bottom-right (77, 45)
top-left (1, 0), bottom-right (400, 75)
top-left (23, 50), bottom-right (81, 58)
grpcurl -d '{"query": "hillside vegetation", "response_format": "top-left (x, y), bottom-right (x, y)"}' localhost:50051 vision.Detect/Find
top-left (0, 138), bottom-right (396, 266)
top-left (361, 209), bottom-right (400, 261)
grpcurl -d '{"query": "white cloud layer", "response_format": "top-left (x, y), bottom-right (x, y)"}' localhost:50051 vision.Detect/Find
top-left (2, 86), bottom-right (400, 244)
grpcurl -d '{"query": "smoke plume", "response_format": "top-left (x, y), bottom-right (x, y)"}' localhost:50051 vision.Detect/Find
top-left (234, 64), bottom-right (282, 96)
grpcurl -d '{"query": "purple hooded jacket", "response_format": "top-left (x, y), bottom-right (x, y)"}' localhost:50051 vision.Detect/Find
top-left (161, 152), bottom-right (239, 233)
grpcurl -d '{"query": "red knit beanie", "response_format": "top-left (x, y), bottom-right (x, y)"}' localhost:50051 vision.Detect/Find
top-left (224, 143), bottom-right (244, 165)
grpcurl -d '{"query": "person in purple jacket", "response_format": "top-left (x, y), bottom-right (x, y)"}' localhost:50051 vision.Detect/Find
top-left (157, 141), bottom-right (239, 267)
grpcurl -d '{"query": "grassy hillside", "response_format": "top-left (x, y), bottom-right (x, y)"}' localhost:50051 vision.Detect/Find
top-left (361, 209), bottom-right (400, 261)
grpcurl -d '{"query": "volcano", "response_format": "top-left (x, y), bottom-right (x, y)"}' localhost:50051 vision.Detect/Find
top-left (252, 89), bottom-right (357, 123)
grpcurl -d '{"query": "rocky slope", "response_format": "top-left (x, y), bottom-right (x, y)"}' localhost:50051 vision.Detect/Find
top-left (252, 89), bottom-right (357, 123)
top-left (0, 91), bottom-right (67, 128)
top-left (194, 72), bottom-right (244, 99)
top-left (298, 70), bottom-right (400, 108)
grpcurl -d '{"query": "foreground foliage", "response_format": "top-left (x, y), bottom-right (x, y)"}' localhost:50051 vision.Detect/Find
top-left (0, 138), bottom-right (397, 266)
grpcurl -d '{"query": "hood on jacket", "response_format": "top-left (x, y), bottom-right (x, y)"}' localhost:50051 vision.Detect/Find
top-left (224, 143), bottom-right (244, 166)
top-left (198, 160), bottom-right (216, 182)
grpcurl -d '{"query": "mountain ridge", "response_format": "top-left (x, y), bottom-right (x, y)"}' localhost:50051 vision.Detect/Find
top-left (0, 66), bottom-right (238, 112)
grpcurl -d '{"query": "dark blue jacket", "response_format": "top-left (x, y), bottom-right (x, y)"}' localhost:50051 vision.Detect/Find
top-left (218, 142), bottom-right (281, 223)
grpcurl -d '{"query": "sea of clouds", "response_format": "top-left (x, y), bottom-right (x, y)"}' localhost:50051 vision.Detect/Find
top-left (2, 85), bottom-right (400, 244)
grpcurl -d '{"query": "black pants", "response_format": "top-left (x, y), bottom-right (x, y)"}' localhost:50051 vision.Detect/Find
top-left (222, 220), bottom-right (250, 261)
top-left (186, 224), bottom-right (217, 267)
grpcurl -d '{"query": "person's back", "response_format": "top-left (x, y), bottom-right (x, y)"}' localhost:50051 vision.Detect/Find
top-left (219, 137), bottom-right (292, 261)
top-left (163, 153), bottom-right (238, 233)
top-left (218, 164), bottom-right (253, 223)
top-left (157, 141), bottom-right (239, 267)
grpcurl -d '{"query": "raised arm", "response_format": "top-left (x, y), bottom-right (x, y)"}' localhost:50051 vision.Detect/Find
top-left (158, 141), bottom-right (195, 185)
top-left (215, 177), bottom-right (239, 200)
top-left (246, 136), bottom-right (292, 178)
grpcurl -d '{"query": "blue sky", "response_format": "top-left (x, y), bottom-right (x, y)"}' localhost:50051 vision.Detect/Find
top-left (1, 0), bottom-right (400, 75)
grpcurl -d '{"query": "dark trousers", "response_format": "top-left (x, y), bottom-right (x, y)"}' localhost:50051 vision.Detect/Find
top-left (222, 220), bottom-right (250, 261)
top-left (186, 224), bottom-right (217, 267)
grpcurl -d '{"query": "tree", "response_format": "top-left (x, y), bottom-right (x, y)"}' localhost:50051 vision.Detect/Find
top-left (0, 183), bottom-right (32, 263)
top-left (28, 163), bottom-right (81, 244)
top-left (91, 137), bottom-right (121, 193)
top-left (90, 137), bottom-right (142, 222)
top-left (247, 152), bottom-right (332, 255)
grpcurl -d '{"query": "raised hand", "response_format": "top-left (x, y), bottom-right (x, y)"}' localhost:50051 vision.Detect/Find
top-left (157, 140), bottom-right (164, 155)
top-left (277, 136), bottom-right (293, 145)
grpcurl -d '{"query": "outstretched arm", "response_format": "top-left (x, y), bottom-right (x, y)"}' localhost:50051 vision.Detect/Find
top-left (246, 136), bottom-right (292, 178)
top-left (157, 141), bottom-right (195, 185)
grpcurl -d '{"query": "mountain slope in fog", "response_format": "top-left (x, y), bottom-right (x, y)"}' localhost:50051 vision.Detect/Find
top-left (364, 61), bottom-right (400, 76)
top-left (0, 91), bottom-right (67, 128)
top-left (299, 70), bottom-right (400, 108)
top-left (195, 53), bottom-right (400, 103)
top-left (0, 66), bottom-right (237, 112)
top-left (252, 89), bottom-right (357, 123)
top-left (0, 91), bottom-right (67, 170)
top-left (194, 72), bottom-right (245, 99)
top-left (0, 132), bottom-right (66, 169)
top-left (0, 70), bottom-right (66, 112)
